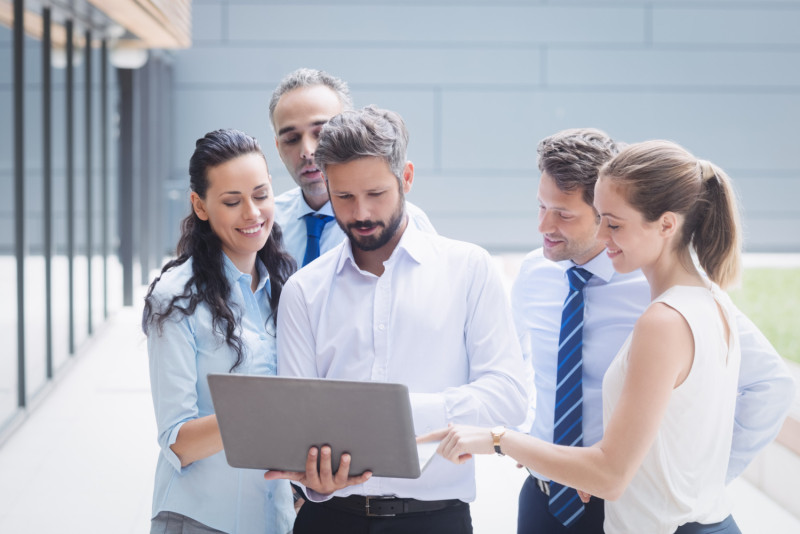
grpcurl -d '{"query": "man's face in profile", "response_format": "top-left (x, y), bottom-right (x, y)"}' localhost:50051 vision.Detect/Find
top-left (537, 171), bottom-right (605, 265)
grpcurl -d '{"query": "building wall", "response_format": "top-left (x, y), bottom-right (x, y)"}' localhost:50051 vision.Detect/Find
top-left (0, 20), bottom-right (123, 429)
top-left (169, 0), bottom-right (800, 252)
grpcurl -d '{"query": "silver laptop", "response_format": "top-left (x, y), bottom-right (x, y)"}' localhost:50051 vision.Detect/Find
top-left (208, 374), bottom-right (431, 479)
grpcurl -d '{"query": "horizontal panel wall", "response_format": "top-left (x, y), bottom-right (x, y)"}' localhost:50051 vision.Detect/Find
top-left (172, 0), bottom-right (800, 253)
top-left (653, 6), bottom-right (800, 46)
top-left (226, 5), bottom-right (646, 45)
top-left (173, 47), bottom-right (544, 86)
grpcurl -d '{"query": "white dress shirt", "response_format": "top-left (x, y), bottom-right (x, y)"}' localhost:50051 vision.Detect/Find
top-left (277, 223), bottom-right (529, 502)
top-left (512, 248), bottom-right (796, 483)
top-left (274, 186), bottom-right (436, 267)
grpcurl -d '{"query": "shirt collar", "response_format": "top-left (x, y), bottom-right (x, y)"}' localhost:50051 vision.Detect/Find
top-left (391, 220), bottom-right (427, 265)
top-left (334, 214), bottom-right (424, 275)
top-left (222, 253), bottom-right (272, 296)
top-left (297, 194), bottom-right (335, 219)
top-left (255, 257), bottom-right (271, 296)
top-left (558, 248), bottom-right (616, 284)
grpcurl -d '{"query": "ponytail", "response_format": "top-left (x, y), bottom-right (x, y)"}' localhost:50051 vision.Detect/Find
top-left (601, 140), bottom-right (742, 288)
top-left (689, 161), bottom-right (742, 288)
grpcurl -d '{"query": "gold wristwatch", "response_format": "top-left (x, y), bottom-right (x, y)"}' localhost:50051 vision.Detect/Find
top-left (491, 426), bottom-right (506, 456)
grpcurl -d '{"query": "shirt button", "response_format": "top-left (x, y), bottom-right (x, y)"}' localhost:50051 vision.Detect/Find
top-left (378, 324), bottom-right (385, 331)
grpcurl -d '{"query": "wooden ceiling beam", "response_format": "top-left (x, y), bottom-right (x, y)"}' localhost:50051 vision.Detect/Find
top-left (0, 0), bottom-right (190, 49)
top-left (87, 0), bottom-right (190, 49)
top-left (0, 1), bottom-right (87, 48)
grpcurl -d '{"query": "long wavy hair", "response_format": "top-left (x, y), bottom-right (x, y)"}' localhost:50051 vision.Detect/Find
top-left (142, 129), bottom-right (296, 371)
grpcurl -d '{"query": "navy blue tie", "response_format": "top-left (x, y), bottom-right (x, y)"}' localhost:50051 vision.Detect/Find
top-left (549, 266), bottom-right (593, 527)
top-left (302, 214), bottom-right (334, 267)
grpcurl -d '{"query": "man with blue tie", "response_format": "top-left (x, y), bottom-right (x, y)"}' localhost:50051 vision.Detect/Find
top-left (512, 128), bottom-right (795, 533)
top-left (266, 106), bottom-right (529, 533)
top-left (269, 68), bottom-right (435, 267)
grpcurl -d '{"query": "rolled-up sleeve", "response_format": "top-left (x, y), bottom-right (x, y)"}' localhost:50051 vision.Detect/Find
top-left (727, 309), bottom-right (797, 482)
top-left (147, 298), bottom-right (199, 473)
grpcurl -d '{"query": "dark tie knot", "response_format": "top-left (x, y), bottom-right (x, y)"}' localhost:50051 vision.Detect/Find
top-left (303, 213), bottom-right (334, 238)
top-left (567, 266), bottom-right (593, 292)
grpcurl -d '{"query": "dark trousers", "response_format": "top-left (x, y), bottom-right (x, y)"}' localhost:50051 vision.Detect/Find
top-left (293, 498), bottom-right (473, 534)
top-left (517, 476), bottom-right (605, 534)
top-left (675, 515), bottom-right (741, 534)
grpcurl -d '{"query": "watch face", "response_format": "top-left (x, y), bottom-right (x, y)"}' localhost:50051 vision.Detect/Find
top-left (492, 426), bottom-right (506, 456)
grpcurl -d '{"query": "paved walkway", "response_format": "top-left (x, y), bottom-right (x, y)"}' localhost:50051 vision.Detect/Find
top-left (0, 295), bottom-right (798, 532)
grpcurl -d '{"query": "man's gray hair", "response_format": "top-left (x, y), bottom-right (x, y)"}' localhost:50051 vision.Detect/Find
top-left (314, 105), bottom-right (409, 182)
top-left (268, 68), bottom-right (353, 129)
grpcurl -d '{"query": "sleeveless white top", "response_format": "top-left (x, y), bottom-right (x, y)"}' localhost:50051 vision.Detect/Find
top-left (602, 285), bottom-right (740, 534)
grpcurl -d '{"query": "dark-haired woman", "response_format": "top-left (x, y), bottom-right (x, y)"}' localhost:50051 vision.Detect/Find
top-left (143, 129), bottom-right (296, 533)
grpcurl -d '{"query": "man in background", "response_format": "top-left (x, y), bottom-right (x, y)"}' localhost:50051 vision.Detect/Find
top-left (267, 106), bottom-right (529, 533)
top-left (269, 68), bottom-right (434, 267)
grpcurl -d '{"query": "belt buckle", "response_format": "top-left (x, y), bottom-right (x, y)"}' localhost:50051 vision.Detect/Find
top-left (535, 477), bottom-right (551, 496)
top-left (365, 496), bottom-right (397, 517)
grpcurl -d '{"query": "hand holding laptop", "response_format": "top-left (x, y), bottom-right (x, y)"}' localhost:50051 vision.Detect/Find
top-left (208, 375), bottom-right (430, 486)
top-left (263, 445), bottom-right (372, 494)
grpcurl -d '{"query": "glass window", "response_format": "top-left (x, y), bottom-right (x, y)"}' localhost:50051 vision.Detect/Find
top-left (23, 32), bottom-right (48, 398)
top-left (51, 42), bottom-right (70, 372)
top-left (0, 22), bottom-right (18, 424)
top-left (72, 35), bottom-right (88, 350)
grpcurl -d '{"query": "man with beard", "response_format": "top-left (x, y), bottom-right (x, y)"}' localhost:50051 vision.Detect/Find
top-left (266, 106), bottom-right (529, 534)
top-left (269, 68), bottom-right (435, 267)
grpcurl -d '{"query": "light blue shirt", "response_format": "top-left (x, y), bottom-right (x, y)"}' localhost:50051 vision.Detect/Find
top-left (512, 248), bottom-right (796, 484)
top-left (147, 254), bottom-right (294, 533)
top-left (274, 186), bottom-right (437, 267)
top-left (512, 248), bottom-right (650, 474)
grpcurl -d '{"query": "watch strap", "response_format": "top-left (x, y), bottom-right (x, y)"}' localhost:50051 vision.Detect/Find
top-left (491, 427), bottom-right (506, 456)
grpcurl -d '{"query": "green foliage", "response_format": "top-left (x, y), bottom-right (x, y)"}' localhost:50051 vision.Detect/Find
top-left (728, 268), bottom-right (800, 364)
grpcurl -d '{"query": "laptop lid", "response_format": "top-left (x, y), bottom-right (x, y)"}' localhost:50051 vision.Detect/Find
top-left (208, 374), bottom-right (427, 479)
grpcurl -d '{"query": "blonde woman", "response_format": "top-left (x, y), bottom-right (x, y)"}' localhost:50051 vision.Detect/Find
top-left (423, 140), bottom-right (751, 534)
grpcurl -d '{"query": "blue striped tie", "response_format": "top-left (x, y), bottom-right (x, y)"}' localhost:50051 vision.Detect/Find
top-left (302, 213), bottom-right (334, 266)
top-left (549, 266), bottom-right (593, 527)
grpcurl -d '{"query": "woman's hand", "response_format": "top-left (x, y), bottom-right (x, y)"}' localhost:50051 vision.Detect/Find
top-left (417, 424), bottom-right (496, 464)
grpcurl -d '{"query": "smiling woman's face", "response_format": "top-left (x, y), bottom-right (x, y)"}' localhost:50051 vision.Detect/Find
top-left (594, 176), bottom-right (662, 275)
top-left (191, 153), bottom-right (274, 273)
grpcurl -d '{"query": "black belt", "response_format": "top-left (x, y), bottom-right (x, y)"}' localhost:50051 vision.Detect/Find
top-left (320, 494), bottom-right (465, 517)
top-left (529, 474), bottom-right (551, 496)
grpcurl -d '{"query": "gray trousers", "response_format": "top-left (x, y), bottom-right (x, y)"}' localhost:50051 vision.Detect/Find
top-left (151, 511), bottom-right (226, 534)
